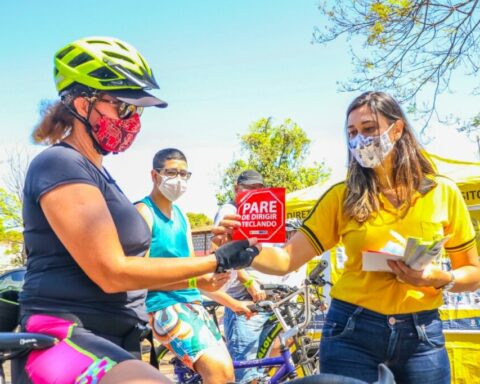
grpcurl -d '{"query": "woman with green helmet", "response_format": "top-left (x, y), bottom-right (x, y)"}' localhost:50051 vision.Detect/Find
top-left (15, 36), bottom-right (259, 384)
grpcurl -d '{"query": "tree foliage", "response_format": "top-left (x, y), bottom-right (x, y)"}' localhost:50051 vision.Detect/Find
top-left (4, 146), bottom-right (32, 202)
top-left (0, 188), bottom-right (25, 266)
top-left (0, 146), bottom-right (33, 266)
top-left (313, 0), bottom-right (480, 133)
top-left (186, 212), bottom-right (213, 229)
top-left (216, 118), bottom-right (331, 204)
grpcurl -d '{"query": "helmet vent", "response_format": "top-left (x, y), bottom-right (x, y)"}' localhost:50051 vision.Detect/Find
top-left (86, 39), bottom-right (112, 45)
top-left (89, 67), bottom-right (118, 80)
top-left (68, 52), bottom-right (94, 68)
top-left (56, 46), bottom-right (75, 60)
top-left (115, 41), bottom-right (128, 50)
top-left (138, 55), bottom-right (148, 71)
top-left (103, 51), bottom-right (135, 64)
top-left (100, 79), bottom-right (128, 86)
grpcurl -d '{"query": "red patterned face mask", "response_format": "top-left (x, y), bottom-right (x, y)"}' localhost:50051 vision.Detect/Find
top-left (91, 113), bottom-right (141, 153)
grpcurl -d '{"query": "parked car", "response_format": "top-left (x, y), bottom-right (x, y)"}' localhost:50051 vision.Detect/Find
top-left (0, 267), bottom-right (26, 292)
top-left (0, 267), bottom-right (25, 332)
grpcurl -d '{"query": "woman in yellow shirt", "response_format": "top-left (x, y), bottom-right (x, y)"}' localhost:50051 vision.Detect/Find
top-left (213, 91), bottom-right (480, 383)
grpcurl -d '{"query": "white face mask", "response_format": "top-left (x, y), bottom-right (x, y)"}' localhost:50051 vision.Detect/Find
top-left (158, 176), bottom-right (187, 202)
top-left (348, 123), bottom-right (395, 168)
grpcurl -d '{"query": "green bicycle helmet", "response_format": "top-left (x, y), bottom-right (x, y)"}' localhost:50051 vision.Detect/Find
top-left (54, 36), bottom-right (167, 107)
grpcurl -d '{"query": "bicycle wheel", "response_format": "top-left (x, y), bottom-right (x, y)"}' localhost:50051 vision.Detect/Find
top-left (155, 345), bottom-right (175, 377)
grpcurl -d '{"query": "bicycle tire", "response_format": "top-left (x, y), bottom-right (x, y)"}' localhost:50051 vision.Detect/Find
top-left (155, 345), bottom-right (171, 365)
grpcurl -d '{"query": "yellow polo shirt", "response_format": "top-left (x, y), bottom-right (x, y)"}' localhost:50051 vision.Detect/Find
top-left (300, 176), bottom-right (476, 315)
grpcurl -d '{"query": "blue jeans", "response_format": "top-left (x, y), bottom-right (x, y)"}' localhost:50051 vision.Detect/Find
top-left (320, 299), bottom-right (450, 384)
top-left (224, 307), bottom-right (273, 383)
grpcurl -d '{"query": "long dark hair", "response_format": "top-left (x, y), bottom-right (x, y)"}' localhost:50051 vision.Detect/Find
top-left (344, 91), bottom-right (435, 222)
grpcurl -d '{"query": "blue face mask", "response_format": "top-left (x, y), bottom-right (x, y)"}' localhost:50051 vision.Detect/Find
top-left (348, 123), bottom-right (395, 168)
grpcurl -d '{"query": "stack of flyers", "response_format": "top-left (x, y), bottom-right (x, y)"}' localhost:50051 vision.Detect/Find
top-left (403, 236), bottom-right (451, 270)
top-left (362, 233), bottom-right (451, 272)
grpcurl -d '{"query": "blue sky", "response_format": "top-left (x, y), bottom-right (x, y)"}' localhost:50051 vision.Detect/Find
top-left (1, 1), bottom-right (478, 218)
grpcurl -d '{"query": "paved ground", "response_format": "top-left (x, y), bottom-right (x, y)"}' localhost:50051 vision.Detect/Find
top-left (3, 360), bottom-right (10, 384)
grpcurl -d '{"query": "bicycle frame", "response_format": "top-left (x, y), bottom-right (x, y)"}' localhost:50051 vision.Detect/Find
top-left (172, 342), bottom-right (296, 384)
top-left (168, 278), bottom-right (325, 383)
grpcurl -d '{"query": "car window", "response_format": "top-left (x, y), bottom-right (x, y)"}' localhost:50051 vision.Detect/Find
top-left (0, 269), bottom-right (26, 290)
top-left (9, 271), bottom-right (26, 282)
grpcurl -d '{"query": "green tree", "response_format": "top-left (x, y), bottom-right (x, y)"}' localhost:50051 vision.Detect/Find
top-left (313, 0), bottom-right (480, 135)
top-left (0, 188), bottom-right (24, 266)
top-left (0, 146), bottom-right (33, 266)
top-left (186, 212), bottom-right (213, 229)
top-left (216, 117), bottom-right (331, 204)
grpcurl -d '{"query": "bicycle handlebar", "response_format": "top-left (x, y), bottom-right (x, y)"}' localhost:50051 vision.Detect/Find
top-left (256, 260), bottom-right (330, 333)
top-left (246, 302), bottom-right (269, 313)
top-left (260, 283), bottom-right (293, 292)
top-left (308, 260), bottom-right (328, 282)
top-left (0, 332), bottom-right (57, 352)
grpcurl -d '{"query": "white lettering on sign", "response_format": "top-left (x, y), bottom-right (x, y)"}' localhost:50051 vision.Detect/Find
top-left (241, 201), bottom-right (277, 214)
top-left (234, 187), bottom-right (286, 243)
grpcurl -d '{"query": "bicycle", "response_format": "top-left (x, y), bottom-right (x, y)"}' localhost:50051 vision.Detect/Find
top-left (156, 260), bottom-right (330, 383)
top-left (0, 268), bottom-right (395, 384)
top-left (0, 288), bottom-right (58, 384)
top-left (0, 332), bottom-right (57, 384)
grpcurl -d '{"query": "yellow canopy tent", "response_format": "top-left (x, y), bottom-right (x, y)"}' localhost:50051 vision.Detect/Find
top-left (428, 154), bottom-right (480, 383)
top-left (286, 153), bottom-right (480, 383)
top-left (287, 153), bottom-right (480, 219)
top-left (286, 183), bottom-right (335, 221)
top-left (428, 153), bottom-right (480, 256)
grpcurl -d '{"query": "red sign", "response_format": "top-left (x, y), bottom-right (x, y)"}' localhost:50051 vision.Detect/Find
top-left (233, 187), bottom-right (286, 243)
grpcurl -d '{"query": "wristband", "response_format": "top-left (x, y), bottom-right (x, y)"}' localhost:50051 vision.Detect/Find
top-left (188, 277), bottom-right (197, 289)
top-left (438, 271), bottom-right (455, 292)
top-left (243, 278), bottom-right (254, 289)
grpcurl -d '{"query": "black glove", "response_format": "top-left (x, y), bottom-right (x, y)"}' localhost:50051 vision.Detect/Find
top-left (214, 240), bottom-right (260, 273)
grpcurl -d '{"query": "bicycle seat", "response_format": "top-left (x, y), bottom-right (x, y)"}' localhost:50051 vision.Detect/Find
top-left (202, 300), bottom-right (221, 311)
top-left (0, 332), bottom-right (57, 353)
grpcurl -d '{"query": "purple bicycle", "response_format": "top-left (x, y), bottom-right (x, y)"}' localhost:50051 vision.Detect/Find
top-left (158, 261), bottom-right (330, 383)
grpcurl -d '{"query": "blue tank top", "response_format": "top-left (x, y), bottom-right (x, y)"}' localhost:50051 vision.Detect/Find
top-left (140, 196), bottom-right (202, 312)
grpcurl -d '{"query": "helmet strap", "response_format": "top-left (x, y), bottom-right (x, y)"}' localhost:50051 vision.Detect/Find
top-left (63, 97), bottom-right (110, 156)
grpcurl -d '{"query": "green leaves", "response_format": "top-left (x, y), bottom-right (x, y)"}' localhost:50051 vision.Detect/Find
top-left (216, 118), bottom-right (331, 204)
top-left (186, 212), bottom-right (213, 229)
top-left (314, 0), bottom-right (480, 137)
top-left (0, 188), bottom-right (24, 266)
